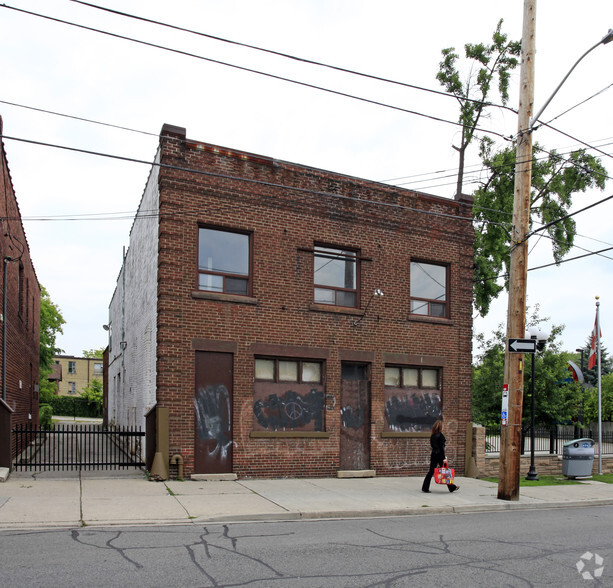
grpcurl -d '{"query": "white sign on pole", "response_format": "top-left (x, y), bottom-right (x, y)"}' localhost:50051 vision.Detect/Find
top-left (501, 384), bottom-right (509, 426)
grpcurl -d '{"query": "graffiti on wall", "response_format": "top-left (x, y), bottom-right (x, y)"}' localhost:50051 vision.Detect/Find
top-left (253, 389), bottom-right (324, 431)
top-left (340, 405), bottom-right (364, 430)
top-left (194, 384), bottom-right (232, 459)
top-left (385, 391), bottom-right (441, 432)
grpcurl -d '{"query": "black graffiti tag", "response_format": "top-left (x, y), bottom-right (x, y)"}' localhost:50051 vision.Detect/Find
top-left (385, 392), bottom-right (441, 432)
top-left (194, 384), bottom-right (232, 458)
top-left (253, 389), bottom-right (324, 431)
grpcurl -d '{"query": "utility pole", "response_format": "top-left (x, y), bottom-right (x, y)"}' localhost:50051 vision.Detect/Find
top-left (498, 0), bottom-right (536, 501)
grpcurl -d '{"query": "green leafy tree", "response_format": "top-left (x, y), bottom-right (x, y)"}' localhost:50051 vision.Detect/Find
top-left (583, 374), bottom-right (613, 425)
top-left (40, 285), bottom-right (65, 371)
top-left (473, 144), bottom-right (607, 316)
top-left (82, 347), bottom-right (105, 359)
top-left (437, 18), bottom-right (521, 196)
top-left (39, 286), bottom-right (65, 403)
top-left (574, 338), bottom-right (612, 388)
top-left (473, 306), bottom-right (582, 426)
top-left (80, 378), bottom-right (103, 408)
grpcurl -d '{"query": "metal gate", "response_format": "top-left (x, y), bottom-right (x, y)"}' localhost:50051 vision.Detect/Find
top-left (12, 423), bottom-right (145, 471)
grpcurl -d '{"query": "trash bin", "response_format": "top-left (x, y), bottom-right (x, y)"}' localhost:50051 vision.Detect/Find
top-left (562, 438), bottom-right (595, 478)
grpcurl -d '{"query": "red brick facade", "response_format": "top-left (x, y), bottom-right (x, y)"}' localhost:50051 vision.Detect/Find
top-left (155, 124), bottom-right (473, 479)
top-left (0, 117), bottom-right (41, 452)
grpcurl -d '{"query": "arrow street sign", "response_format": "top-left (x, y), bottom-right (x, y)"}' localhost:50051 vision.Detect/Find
top-left (508, 338), bottom-right (537, 353)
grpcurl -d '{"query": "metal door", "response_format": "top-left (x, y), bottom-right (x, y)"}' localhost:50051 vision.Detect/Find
top-left (339, 363), bottom-right (371, 470)
top-left (194, 351), bottom-right (233, 474)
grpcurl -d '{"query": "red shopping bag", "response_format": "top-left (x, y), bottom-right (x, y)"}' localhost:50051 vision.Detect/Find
top-left (434, 461), bottom-right (455, 485)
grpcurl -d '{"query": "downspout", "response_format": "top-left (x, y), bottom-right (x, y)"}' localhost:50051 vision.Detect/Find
top-left (2, 256), bottom-right (7, 401)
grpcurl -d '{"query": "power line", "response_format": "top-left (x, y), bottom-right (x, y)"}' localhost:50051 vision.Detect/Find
top-left (1, 4), bottom-right (512, 142)
top-left (540, 82), bottom-right (613, 128)
top-left (69, 0), bottom-right (518, 115)
top-left (0, 99), bottom-right (158, 137)
top-left (528, 193), bottom-right (613, 238)
top-left (528, 245), bottom-right (613, 272)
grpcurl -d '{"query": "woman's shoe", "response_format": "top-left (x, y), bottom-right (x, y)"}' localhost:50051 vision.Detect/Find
top-left (450, 485), bottom-right (460, 493)
top-left (422, 489), bottom-right (431, 493)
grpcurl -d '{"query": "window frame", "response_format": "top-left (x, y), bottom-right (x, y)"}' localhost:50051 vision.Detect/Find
top-left (253, 356), bottom-right (326, 434)
top-left (255, 357), bottom-right (324, 385)
top-left (68, 361), bottom-right (76, 374)
top-left (409, 260), bottom-right (449, 318)
top-left (383, 365), bottom-right (442, 433)
top-left (313, 244), bottom-right (359, 308)
top-left (197, 225), bottom-right (252, 296)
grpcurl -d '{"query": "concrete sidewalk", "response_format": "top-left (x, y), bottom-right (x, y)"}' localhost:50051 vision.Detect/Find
top-left (0, 469), bottom-right (611, 530)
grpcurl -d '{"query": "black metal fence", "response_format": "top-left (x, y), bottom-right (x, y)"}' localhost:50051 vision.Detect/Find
top-left (12, 424), bottom-right (145, 471)
top-left (485, 425), bottom-right (613, 455)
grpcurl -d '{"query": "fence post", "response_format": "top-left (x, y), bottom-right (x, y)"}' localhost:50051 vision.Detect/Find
top-left (549, 427), bottom-right (555, 455)
top-left (0, 399), bottom-right (14, 469)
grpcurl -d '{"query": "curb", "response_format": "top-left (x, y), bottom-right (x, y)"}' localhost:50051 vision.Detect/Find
top-left (1, 499), bottom-right (611, 531)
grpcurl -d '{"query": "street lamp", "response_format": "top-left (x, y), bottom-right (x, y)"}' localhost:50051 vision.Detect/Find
top-left (530, 28), bottom-right (613, 130)
top-left (525, 326), bottom-right (548, 481)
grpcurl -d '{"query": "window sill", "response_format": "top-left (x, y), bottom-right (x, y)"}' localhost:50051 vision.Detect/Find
top-left (407, 315), bottom-right (453, 326)
top-left (381, 432), bottom-right (430, 439)
top-left (309, 303), bottom-right (364, 317)
top-left (250, 431), bottom-right (330, 439)
top-left (192, 291), bottom-right (258, 305)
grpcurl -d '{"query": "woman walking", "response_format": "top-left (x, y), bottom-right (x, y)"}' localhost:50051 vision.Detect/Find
top-left (422, 417), bottom-right (459, 493)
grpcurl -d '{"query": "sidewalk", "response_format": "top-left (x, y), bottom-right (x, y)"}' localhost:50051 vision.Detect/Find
top-left (0, 470), bottom-right (611, 530)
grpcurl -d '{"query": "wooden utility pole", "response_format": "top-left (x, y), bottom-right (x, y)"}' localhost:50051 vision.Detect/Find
top-left (497, 0), bottom-right (537, 501)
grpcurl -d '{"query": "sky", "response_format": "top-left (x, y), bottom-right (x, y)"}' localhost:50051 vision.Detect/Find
top-left (1, 0), bottom-right (612, 358)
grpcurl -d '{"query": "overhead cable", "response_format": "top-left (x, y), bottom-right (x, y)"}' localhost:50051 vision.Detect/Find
top-left (69, 0), bottom-right (517, 114)
top-left (0, 4), bottom-right (511, 141)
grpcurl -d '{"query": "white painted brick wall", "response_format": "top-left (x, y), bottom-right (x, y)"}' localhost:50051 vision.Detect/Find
top-left (107, 150), bottom-right (160, 430)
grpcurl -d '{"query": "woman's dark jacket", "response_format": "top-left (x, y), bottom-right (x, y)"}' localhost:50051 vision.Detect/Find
top-left (430, 432), bottom-right (446, 458)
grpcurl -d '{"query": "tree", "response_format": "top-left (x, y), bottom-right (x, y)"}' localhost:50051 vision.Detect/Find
top-left (39, 285), bottom-right (65, 402)
top-left (40, 286), bottom-right (65, 371)
top-left (574, 338), bottom-right (612, 388)
top-left (80, 378), bottom-right (103, 407)
top-left (473, 144), bottom-right (607, 316)
top-left (583, 374), bottom-right (613, 425)
top-left (473, 306), bottom-right (582, 426)
top-left (82, 347), bottom-right (105, 359)
top-left (438, 22), bottom-right (608, 317)
top-left (437, 19), bottom-right (521, 197)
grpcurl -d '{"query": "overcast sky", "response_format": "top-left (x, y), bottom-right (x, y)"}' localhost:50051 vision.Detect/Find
top-left (1, 0), bottom-right (612, 357)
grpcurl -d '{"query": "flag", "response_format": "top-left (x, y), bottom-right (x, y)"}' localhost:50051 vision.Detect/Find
top-left (588, 314), bottom-right (601, 370)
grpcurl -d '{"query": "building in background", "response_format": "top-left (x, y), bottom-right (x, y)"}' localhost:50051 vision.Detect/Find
top-left (52, 355), bottom-right (104, 396)
top-left (107, 124), bottom-right (474, 479)
top-left (0, 115), bottom-right (41, 456)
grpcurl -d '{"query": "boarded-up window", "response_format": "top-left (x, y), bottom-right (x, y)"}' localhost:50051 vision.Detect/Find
top-left (253, 358), bottom-right (324, 431)
top-left (384, 366), bottom-right (441, 432)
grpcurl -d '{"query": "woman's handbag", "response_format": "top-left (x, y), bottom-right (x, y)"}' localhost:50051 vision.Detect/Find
top-left (434, 460), bottom-right (455, 485)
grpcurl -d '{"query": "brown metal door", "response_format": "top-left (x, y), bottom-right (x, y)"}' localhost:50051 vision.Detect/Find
top-left (194, 351), bottom-right (233, 474)
top-left (339, 363), bottom-right (370, 470)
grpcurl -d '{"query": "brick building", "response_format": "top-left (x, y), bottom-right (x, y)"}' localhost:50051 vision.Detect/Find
top-left (52, 354), bottom-right (104, 396)
top-left (107, 124), bottom-right (474, 479)
top-left (0, 116), bottom-right (41, 451)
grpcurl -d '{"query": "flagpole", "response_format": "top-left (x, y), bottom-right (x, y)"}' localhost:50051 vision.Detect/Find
top-left (596, 296), bottom-right (603, 475)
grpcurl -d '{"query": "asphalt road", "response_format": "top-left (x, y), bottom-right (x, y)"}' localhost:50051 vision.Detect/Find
top-left (1, 506), bottom-right (611, 587)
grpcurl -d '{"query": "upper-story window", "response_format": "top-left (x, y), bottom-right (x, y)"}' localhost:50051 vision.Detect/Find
top-left (313, 245), bottom-right (357, 307)
top-left (94, 362), bottom-right (103, 375)
top-left (198, 227), bottom-right (250, 295)
top-left (68, 361), bottom-right (76, 374)
top-left (410, 261), bottom-right (448, 318)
